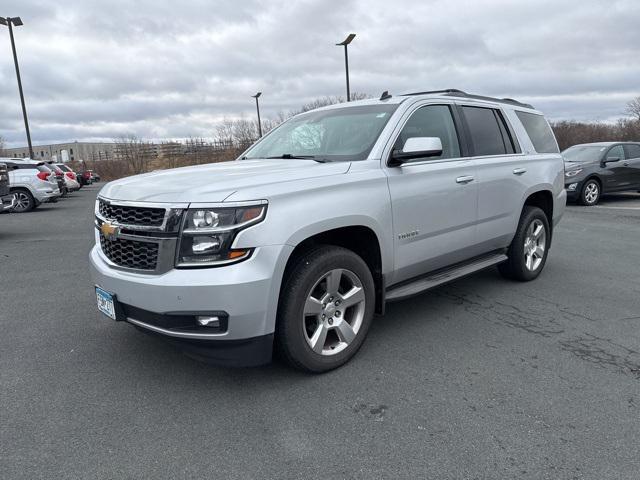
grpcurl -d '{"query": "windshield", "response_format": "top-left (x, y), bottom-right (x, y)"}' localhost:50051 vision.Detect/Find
top-left (243, 104), bottom-right (398, 162)
top-left (562, 145), bottom-right (607, 163)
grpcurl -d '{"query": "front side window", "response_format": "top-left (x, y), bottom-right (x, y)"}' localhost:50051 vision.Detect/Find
top-left (606, 145), bottom-right (625, 161)
top-left (393, 105), bottom-right (461, 160)
top-left (515, 111), bottom-right (559, 154)
top-left (462, 106), bottom-right (508, 156)
top-left (243, 104), bottom-right (398, 162)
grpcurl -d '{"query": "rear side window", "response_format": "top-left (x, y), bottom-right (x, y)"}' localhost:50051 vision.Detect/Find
top-left (515, 111), bottom-right (559, 154)
top-left (624, 144), bottom-right (640, 159)
top-left (36, 165), bottom-right (51, 173)
top-left (462, 106), bottom-right (509, 156)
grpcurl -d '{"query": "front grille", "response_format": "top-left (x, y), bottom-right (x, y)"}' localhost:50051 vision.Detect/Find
top-left (99, 233), bottom-right (159, 270)
top-left (98, 199), bottom-right (165, 227)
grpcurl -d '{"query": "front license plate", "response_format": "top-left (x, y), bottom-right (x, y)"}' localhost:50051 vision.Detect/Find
top-left (95, 286), bottom-right (117, 320)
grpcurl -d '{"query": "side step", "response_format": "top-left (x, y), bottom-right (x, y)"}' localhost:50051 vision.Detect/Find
top-left (385, 252), bottom-right (508, 302)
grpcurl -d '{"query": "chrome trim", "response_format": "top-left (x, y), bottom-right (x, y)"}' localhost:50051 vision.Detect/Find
top-left (96, 196), bottom-right (188, 233)
top-left (126, 317), bottom-right (228, 339)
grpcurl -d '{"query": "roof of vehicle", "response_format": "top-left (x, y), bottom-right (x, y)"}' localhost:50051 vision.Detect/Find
top-left (310, 89), bottom-right (540, 114)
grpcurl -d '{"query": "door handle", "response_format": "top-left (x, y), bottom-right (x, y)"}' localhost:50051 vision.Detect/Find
top-left (456, 175), bottom-right (475, 184)
top-left (513, 168), bottom-right (527, 175)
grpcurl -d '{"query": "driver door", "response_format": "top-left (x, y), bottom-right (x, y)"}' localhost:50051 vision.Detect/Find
top-left (385, 103), bottom-right (478, 285)
top-left (602, 145), bottom-right (630, 191)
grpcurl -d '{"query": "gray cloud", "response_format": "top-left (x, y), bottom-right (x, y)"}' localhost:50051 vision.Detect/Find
top-left (1, 0), bottom-right (639, 147)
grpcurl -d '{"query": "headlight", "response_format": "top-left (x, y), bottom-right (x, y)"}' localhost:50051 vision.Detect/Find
top-left (176, 203), bottom-right (266, 267)
top-left (565, 169), bottom-right (583, 177)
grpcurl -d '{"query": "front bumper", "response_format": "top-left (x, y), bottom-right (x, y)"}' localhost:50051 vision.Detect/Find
top-left (89, 243), bottom-right (293, 364)
top-left (565, 182), bottom-right (581, 202)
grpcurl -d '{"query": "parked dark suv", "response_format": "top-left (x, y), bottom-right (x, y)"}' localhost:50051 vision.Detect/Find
top-left (563, 142), bottom-right (640, 205)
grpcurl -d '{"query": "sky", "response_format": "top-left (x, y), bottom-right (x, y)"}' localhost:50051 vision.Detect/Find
top-left (1, 0), bottom-right (639, 148)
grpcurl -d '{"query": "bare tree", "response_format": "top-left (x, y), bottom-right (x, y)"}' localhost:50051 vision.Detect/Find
top-left (114, 135), bottom-right (155, 174)
top-left (625, 96), bottom-right (640, 121)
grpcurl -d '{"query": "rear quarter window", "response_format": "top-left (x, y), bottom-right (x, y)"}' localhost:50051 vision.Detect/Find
top-left (515, 111), bottom-right (559, 154)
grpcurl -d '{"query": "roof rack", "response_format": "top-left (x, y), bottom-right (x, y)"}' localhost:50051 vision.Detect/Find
top-left (401, 89), bottom-right (534, 109)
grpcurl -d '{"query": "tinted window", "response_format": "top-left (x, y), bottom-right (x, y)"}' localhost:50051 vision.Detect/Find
top-left (624, 144), bottom-right (640, 159)
top-left (606, 145), bottom-right (625, 161)
top-left (462, 106), bottom-right (507, 156)
top-left (394, 105), bottom-right (461, 160)
top-left (515, 111), bottom-right (559, 154)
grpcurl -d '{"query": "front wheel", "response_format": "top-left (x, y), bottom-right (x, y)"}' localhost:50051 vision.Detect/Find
top-left (276, 246), bottom-right (375, 373)
top-left (580, 179), bottom-right (600, 206)
top-left (499, 206), bottom-right (550, 282)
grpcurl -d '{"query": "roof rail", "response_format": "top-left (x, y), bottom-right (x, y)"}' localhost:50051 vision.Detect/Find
top-left (401, 89), bottom-right (534, 109)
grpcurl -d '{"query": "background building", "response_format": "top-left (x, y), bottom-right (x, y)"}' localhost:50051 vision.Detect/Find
top-left (3, 141), bottom-right (117, 162)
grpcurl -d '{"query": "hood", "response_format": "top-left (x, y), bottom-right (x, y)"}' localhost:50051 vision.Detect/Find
top-left (99, 159), bottom-right (351, 203)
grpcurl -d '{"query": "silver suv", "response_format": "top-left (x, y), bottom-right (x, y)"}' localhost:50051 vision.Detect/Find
top-left (90, 89), bottom-right (566, 372)
top-left (1, 158), bottom-right (62, 212)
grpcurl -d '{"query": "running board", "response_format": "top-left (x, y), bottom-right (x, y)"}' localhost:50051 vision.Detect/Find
top-left (385, 252), bottom-right (508, 302)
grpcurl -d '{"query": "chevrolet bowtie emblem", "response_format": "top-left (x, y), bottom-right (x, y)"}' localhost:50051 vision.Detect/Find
top-left (100, 222), bottom-right (120, 241)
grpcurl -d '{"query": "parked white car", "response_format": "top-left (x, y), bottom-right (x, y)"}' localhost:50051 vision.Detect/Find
top-left (0, 158), bottom-right (61, 212)
top-left (53, 163), bottom-right (81, 192)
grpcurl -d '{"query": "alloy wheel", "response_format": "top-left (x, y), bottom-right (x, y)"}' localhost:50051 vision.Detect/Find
top-left (523, 219), bottom-right (546, 271)
top-left (302, 268), bottom-right (366, 356)
top-left (584, 182), bottom-right (599, 204)
top-left (13, 192), bottom-right (30, 212)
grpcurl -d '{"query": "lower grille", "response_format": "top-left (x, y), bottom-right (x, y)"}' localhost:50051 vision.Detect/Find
top-left (99, 233), bottom-right (159, 270)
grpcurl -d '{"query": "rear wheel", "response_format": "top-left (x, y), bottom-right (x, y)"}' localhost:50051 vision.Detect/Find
top-left (580, 179), bottom-right (600, 206)
top-left (276, 246), bottom-right (375, 373)
top-left (499, 206), bottom-right (550, 282)
top-left (11, 189), bottom-right (35, 213)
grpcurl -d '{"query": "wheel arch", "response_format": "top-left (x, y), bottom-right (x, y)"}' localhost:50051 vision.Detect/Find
top-left (280, 224), bottom-right (386, 315)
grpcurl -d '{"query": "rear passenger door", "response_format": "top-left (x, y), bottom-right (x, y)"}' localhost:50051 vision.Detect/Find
top-left (623, 144), bottom-right (640, 188)
top-left (459, 105), bottom-right (525, 252)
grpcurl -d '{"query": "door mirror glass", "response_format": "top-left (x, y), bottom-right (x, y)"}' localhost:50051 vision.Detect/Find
top-left (391, 137), bottom-right (443, 164)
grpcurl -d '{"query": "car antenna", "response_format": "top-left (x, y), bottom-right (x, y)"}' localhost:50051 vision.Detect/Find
top-left (380, 90), bottom-right (392, 101)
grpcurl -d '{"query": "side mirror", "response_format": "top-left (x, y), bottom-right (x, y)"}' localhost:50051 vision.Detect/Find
top-left (602, 156), bottom-right (620, 166)
top-left (390, 137), bottom-right (443, 166)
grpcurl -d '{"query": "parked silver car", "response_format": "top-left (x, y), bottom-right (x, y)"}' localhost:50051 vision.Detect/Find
top-left (90, 89), bottom-right (566, 371)
top-left (1, 158), bottom-right (62, 212)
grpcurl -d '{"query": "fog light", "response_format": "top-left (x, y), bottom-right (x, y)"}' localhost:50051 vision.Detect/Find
top-left (567, 183), bottom-right (578, 191)
top-left (197, 316), bottom-right (220, 327)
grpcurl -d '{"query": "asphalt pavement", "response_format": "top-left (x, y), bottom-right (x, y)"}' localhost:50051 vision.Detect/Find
top-left (1, 187), bottom-right (639, 480)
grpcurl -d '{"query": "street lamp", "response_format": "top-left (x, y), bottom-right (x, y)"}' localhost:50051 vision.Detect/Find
top-left (336, 33), bottom-right (356, 101)
top-left (252, 92), bottom-right (263, 138)
top-left (0, 16), bottom-right (34, 159)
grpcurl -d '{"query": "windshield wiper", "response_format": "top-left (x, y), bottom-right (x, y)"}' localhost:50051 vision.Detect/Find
top-left (266, 154), bottom-right (326, 162)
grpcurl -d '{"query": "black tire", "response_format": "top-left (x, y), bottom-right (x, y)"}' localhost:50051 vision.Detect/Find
top-left (579, 179), bottom-right (601, 206)
top-left (499, 206), bottom-right (550, 282)
top-left (276, 245), bottom-right (375, 373)
top-left (11, 189), bottom-right (35, 213)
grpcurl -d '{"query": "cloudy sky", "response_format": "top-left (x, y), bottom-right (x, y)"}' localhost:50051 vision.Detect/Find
top-left (1, 0), bottom-right (639, 147)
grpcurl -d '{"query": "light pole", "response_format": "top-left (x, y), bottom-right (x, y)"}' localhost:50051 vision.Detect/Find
top-left (336, 33), bottom-right (356, 101)
top-left (252, 92), bottom-right (263, 138)
top-left (1, 16), bottom-right (34, 159)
